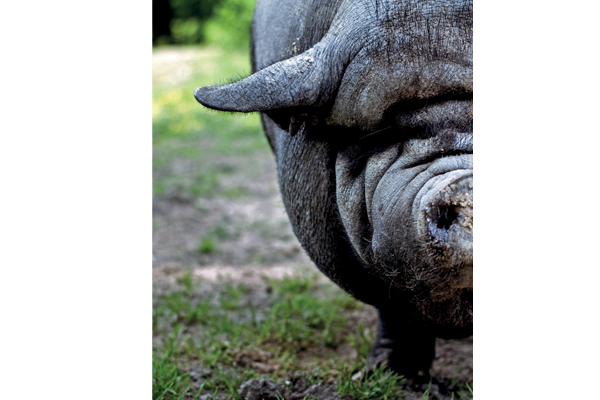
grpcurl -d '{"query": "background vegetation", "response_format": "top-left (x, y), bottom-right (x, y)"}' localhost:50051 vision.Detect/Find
top-left (153, 0), bottom-right (256, 48)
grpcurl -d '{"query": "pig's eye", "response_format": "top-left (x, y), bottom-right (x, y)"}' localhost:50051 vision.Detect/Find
top-left (341, 130), bottom-right (408, 177)
top-left (358, 125), bottom-right (394, 141)
top-left (345, 146), bottom-right (391, 177)
top-left (356, 123), bottom-right (431, 149)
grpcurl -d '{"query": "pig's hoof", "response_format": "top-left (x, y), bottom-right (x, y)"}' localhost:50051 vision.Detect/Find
top-left (367, 337), bottom-right (433, 382)
top-left (367, 338), bottom-right (395, 370)
top-left (367, 334), bottom-right (459, 395)
top-left (369, 308), bottom-right (436, 381)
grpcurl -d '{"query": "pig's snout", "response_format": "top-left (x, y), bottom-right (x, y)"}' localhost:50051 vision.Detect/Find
top-left (418, 172), bottom-right (473, 287)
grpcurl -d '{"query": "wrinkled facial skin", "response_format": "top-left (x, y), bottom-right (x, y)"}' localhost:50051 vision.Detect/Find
top-left (195, 0), bottom-right (473, 337)
top-left (330, 1), bottom-right (473, 330)
top-left (336, 133), bottom-right (473, 331)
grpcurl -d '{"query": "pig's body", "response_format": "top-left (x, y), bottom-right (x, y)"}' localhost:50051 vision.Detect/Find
top-left (195, 0), bottom-right (473, 378)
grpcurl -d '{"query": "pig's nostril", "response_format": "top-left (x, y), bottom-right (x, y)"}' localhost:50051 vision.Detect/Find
top-left (437, 205), bottom-right (459, 230)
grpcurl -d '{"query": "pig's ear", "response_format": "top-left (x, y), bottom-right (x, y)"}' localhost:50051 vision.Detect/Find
top-left (194, 46), bottom-right (336, 113)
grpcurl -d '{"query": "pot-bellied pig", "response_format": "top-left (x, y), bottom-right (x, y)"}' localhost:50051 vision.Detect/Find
top-left (194, 0), bottom-right (473, 378)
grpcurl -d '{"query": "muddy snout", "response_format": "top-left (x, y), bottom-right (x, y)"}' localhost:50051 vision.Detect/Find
top-left (418, 172), bottom-right (473, 287)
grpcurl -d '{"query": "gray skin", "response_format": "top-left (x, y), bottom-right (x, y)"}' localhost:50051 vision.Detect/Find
top-left (195, 0), bottom-right (472, 379)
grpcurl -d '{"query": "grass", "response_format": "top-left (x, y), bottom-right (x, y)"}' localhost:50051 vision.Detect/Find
top-left (338, 364), bottom-right (406, 400)
top-left (153, 272), bottom-right (360, 399)
top-left (196, 223), bottom-right (234, 255)
top-left (153, 326), bottom-right (194, 399)
top-left (153, 271), bottom-right (473, 400)
top-left (198, 236), bottom-right (215, 254)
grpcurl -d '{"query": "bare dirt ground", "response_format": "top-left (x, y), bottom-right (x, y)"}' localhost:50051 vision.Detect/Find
top-left (153, 150), bottom-right (310, 269)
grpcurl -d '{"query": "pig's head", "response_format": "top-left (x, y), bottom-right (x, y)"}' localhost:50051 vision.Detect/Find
top-left (195, 0), bottom-right (472, 337)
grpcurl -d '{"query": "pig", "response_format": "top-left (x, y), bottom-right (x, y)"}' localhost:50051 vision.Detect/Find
top-left (194, 0), bottom-right (473, 379)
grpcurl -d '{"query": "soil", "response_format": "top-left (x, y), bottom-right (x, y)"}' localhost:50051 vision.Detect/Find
top-left (153, 150), bottom-right (310, 270)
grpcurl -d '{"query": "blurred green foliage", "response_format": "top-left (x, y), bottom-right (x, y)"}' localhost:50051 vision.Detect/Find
top-left (153, 0), bottom-right (256, 49)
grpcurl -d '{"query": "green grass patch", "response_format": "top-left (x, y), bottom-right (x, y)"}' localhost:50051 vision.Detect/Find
top-left (153, 272), bottom-right (473, 400)
top-left (338, 363), bottom-right (406, 400)
top-left (153, 273), bottom-right (366, 399)
top-left (153, 326), bottom-right (202, 400)
top-left (259, 275), bottom-right (352, 348)
top-left (196, 222), bottom-right (237, 255)
top-left (198, 236), bottom-right (216, 254)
